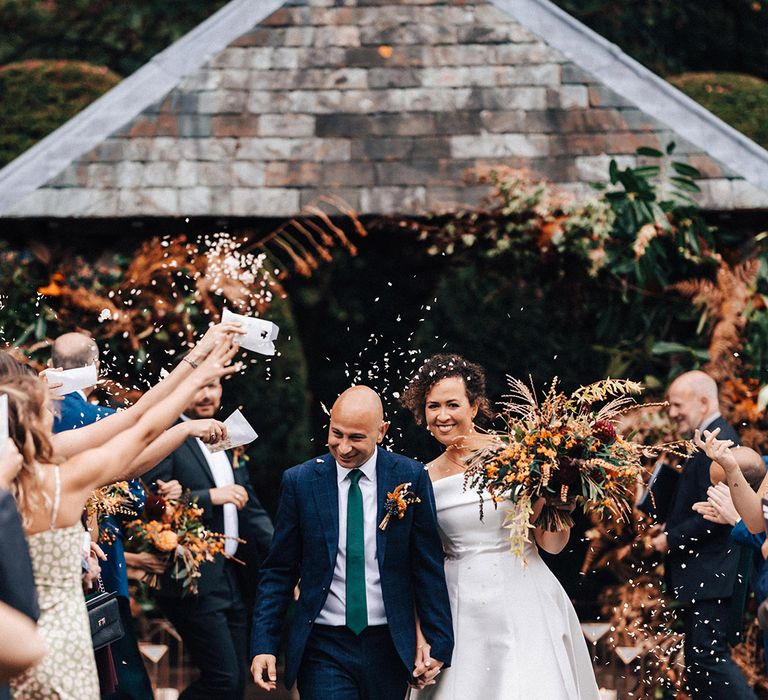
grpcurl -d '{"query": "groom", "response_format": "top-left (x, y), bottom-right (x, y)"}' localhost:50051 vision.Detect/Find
top-left (251, 386), bottom-right (453, 698)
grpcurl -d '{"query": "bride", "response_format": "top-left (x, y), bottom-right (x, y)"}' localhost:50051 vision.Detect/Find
top-left (402, 354), bottom-right (599, 699)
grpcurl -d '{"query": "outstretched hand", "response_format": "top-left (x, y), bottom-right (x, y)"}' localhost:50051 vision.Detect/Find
top-left (189, 322), bottom-right (245, 364)
top-left (191, 334), bottom-right (241, 386)
top-left (251, 654), bottom-right (278, 692)
top-left (186, 418), bottom-right (228, 445)
top-left (694, 428), bottom-right (738, 472)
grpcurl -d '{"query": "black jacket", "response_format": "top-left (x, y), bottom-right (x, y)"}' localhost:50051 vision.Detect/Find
top-left (144, 435), bottom-right (274, 600)
top-left (0, 489), bottom-right (39, 620)
top-left (664, 416), bottom-right (741, 602)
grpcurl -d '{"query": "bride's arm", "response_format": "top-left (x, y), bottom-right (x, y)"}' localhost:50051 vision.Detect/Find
top-left (531, 497), bottom-right (571, 554)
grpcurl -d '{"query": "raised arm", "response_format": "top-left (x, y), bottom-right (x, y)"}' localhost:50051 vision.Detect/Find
top-left (52, 322), bottom-right (242, 459)
top-left (123, 419), bottom-right (227, 478)
top-left (694, 428), bottom-right (766, 533)
top-left (62, 338), bottom-right (239, 500)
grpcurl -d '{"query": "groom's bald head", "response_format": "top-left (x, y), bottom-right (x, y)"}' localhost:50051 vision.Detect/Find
top-left (328, 386), bottom-right (388, 469)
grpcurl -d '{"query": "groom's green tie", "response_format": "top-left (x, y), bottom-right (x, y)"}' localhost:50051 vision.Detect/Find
top-left (346, 468), bottom-right (368, 635)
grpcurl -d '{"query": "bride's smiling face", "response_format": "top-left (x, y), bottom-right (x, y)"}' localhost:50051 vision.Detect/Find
top-left (425, 376), bottom-right (477, 447)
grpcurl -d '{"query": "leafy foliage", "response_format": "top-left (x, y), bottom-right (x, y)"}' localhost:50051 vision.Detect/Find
top-left (0, 0), bottom-right (229, 77)
top-left (0, 59), bottom-right (121, 166)
top-left (669, 72), bottom-right (768, 149)
top-left (552, 0), bottom-right (768, 81)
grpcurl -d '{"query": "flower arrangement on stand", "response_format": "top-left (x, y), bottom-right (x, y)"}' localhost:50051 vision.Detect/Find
top-left (464, 377), bottom-right (692, 561)
top-left (124, 490), bottom-right (234, 595)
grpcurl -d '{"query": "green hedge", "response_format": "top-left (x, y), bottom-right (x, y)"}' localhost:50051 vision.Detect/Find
top-left (0, 59), bottom-right (120, 167)
top-left (669, 71), bottom-right (768, 149)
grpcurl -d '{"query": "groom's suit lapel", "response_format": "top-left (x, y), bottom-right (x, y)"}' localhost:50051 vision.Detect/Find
top-left (312, 455), bottom-right (339, 568)
top-left (376, 447), bottom-right (400, 569)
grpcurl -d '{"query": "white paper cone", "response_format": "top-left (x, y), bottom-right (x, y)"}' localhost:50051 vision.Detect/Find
top-left (207, 409), bottom-right (259, 453)
top-left (44, 364), bottom-right (99, 397)
top-left (222, 308), bottom-right (279, 356)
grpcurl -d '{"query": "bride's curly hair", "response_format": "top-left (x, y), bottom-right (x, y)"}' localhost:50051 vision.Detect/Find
top-left (400, 353), bottom-right (493, 426)
top-left (1, 375), bottom-right (57, 527)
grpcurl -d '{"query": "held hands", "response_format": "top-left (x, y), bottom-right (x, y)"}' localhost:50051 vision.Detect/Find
top-left (412, 628), bottom-right (443, 689)
top-left (186, 418), bottom-right (228, 445)
top-left (251, 654), bottom-right (278, 692)
top-left (210, 483), bottom-right (248, 509)
top-left (692, 482), bottom-right (740, 526)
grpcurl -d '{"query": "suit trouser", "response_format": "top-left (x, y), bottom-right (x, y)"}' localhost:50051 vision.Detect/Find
top-left (297, 624), bottom-right (409, 700)
top-left (102, 595), bottom-right (154, 700)
top-left (682, 597), bottom-right (756, 700)
top-left (158, 569), bottom-right (248, 700)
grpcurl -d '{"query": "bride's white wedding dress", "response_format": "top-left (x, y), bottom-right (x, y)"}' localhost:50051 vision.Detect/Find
top-left (414, 473), bottom-right (600, 700)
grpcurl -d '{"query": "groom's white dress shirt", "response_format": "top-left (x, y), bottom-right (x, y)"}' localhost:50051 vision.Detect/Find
top-left (316, 450), bottom-right (387, 626)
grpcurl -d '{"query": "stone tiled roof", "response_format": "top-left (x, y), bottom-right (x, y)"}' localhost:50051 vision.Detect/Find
top-left (2, 0), bottom-right (768, 218)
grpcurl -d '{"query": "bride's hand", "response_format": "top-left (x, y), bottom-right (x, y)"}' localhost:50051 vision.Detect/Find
top-left (412, 624), bottom-right (441, 688)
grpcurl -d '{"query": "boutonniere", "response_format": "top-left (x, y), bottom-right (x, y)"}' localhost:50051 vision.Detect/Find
top-left (378, 482), bottom-right (421, 531)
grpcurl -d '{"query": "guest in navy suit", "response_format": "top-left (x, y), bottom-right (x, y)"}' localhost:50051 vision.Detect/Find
top-left (651, 371), bottom-right (755, 700)
top-left (50, 332), bottom-right (155, 700)
top-left (250, 386), bottom-right (453, 700)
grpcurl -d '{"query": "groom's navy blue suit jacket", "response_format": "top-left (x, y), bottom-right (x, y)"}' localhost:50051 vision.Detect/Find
top-left (251, 447), bottom-right (453, 689)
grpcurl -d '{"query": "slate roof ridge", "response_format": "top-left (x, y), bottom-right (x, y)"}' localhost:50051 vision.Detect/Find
top-left (493, 0), bottom-right (768, 191)
top-left (1, 0), bottom-right (768, 216)
top-left (0, 0), bottom-right (283, 214)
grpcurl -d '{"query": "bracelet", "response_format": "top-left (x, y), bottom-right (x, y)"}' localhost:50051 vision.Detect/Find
top-left (182, 356), bottom-right (199, 369)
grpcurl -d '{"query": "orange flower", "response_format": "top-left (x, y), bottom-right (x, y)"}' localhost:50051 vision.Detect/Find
top-left (155, 530), bottom-right (179, 552)
top-left (37, 272), bottom-right (65, 296)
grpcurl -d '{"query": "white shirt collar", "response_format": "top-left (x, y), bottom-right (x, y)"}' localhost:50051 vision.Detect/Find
top-left (699, 411), bottom-right (722, 432)
top-left (335, 449), bottom-right (377, 485)
top-left (75, 390), bottom-right (88, 402)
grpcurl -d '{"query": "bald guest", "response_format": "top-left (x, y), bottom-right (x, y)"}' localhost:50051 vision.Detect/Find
top-left (250, 387), bottom-right (453, 700)
top-left (652, 371), bottom-right (756, 699)
top-left (50, 333), bottom-right (112, 431)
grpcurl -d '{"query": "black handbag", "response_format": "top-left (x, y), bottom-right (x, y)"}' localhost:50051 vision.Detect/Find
top-left (85, 587), bottom-right (124, 650)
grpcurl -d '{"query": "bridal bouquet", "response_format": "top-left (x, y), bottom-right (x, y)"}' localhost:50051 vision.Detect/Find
top-left (124, 491), bottom-right (231, 595)
top-left (464, 377), bottom-right (691, 559)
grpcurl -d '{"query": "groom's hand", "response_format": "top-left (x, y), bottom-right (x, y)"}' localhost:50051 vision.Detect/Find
top-left (412, 658), bottom-right (444, 689)
top-left (251, 654), bottom-right (278, 691)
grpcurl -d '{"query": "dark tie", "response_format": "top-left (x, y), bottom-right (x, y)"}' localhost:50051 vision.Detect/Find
top-left (346, 469), bottom-right (368, 634)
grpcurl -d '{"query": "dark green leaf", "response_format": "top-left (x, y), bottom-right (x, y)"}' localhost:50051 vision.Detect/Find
top-left (672, 162), bottom-right (701, 178)
top-left (608, 159), bottom-right (619, 184)
top-left (636, 146), bottom-right (664, 158)
top-left (632, 166), bottom-right (661, 178)
top-left (670, 177), bottom-right (701, 193)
